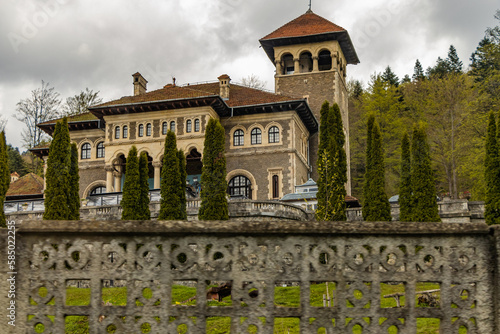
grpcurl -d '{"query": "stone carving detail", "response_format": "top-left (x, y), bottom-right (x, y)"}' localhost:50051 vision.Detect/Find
top-left (21, 234), bottom-right (492, 333)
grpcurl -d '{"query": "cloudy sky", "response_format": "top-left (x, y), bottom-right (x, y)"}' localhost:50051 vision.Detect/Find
top-left (1, 0), bottom-right (498, 149)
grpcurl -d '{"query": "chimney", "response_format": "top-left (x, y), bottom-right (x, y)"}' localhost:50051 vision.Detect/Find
top-left (218, 74), bottom-right (231, 100)
top-left (132, 72), bottom-right (148, 96)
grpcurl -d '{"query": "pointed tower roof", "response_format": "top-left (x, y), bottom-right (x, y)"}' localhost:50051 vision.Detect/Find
top-left (259, 11), bottom-right (359, 65)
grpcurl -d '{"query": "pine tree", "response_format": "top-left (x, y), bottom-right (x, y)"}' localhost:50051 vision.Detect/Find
top-left (485, 112), bottom-right (500, 224)
top-left (362, 115), bottom-right (375, 220)
top-left (399, 132), bottom-right (412, 221)
top-left (199, 118), bottom-right (229, 220)
top-left (121, 146), bottom-right (141, 220)
top-left (316, 103), bottom-right (346, 221)
top-left (44, 118), bottom-right (71, 220)
top-left (0, 132), bottom-right (10, 227)
top-left (411, 123), bottom-right (440, 222)
top-left (159, 131), bottom-right (182, 220)
top-left (413, 59), bottom-right (425, 81)
top-left (138, 151), bottom-right (151, 220)
top-left (447, 45), bottom-right (463, 74)
top-left (177, 149), bottom-right (187, 220)
top-left (381, 66), bottom-right (399, 87)
top-left (68, 143), bottom-right (80, 220)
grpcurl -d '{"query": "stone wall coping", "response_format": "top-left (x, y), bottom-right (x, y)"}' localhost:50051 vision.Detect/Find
top-left (17, 220), bottom-right (491, 235)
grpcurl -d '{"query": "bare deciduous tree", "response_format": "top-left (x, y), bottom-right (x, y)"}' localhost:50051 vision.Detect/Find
top-left (241, 74), bottom-right (267, 90)
top-left (63, 88), bottom-right (103, 116)
top-left (14, 81), bottom-right (61, 148)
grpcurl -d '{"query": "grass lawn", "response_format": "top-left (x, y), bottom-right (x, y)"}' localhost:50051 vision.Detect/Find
top-left (29, 283), bottom-right (469, 333)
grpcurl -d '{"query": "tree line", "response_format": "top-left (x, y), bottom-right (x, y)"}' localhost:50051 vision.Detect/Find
top-left (349, 10), bottom-right (500, 203)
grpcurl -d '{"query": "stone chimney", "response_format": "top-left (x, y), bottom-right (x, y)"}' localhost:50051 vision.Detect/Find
top-left (132, 72), bottom-right (148, 96)
top-left (218, 74), bottom-right (231, 100)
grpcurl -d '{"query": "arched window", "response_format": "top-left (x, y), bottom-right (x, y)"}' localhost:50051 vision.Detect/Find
top-left (138, 124), bottom-right (144, 137)
top-left (146, 123), bottom-right (152, 136)
top-left (268, 126), bottom-right (280, 143)
top-left (228, 175), bottom-right (252, 199)
top-left (318, 50), bottom-right (332, 71)
top-left (115, 126), bottom-right (120, 139)
top-left (81, 143), bottom-right (91, 159)
top-left (194, 119), bottom-right (200, 132)
top-left (170, 121), bottom-right (176, 132)
top-left (186, 120), bottom-right (192, 133)
top-left (90, 186), bottom-right (106, 195)
top-left (282, 54), bottom-right (294, 75)
top-left (123, 126), bottom-right (128, 138)
top-left (162, 122), bottom-right (168, 135)
top-left (96, 142), bottom-right (105, 158)
top-left (251, 128), bottom-right (262, 145)
top-left (299, 51), bottom-right (313, 73)
top-left (233, 129), bottom-right (244, 146)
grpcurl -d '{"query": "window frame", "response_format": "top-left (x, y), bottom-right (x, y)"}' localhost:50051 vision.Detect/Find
top-left (251, 128), bottom-right (262, 145)
top-left (96, 142), bottom-right (105, 159)
top-left (115, 126), bottom-right (120, 139)
top-left (186, 120), bottom-right (192, 133)
top-left (81, 143), bottom-right (91, 160)
top-left (268, 126), bottom-right (280, 143)
top-left (138, 124), bottom-right (144, 137)
top-left (228, 175), bottom-right (252, 199)
top-left (146, 123), bottom-right (152, 136)
top-left (170, 121), bottom-right (176, 132)
top-left (233, 129), bottom-right (244, 146)
top-left (194, 119), bottom-right (200, 132)
top-left (162, 122), bottom-right (168, 135)
top-left (123, 126), bottom-right (128, 138)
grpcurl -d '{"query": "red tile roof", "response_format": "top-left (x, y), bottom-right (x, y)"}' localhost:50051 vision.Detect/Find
top-left (92, 82), bottom-right (300, 109)
top-left (261, 11), bottom-right (345, 40)
top-left (38, 112), bottom-right (98, 126)
top-left (6, 173), bottom-right (44, 197)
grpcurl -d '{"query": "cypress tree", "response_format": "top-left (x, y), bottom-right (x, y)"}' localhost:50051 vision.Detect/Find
top-left (177, 149), bottom-right (187, 220)
top-left (138, 151), bottom-right (151, 220)
top-left (399, 132), bottom-right (412, 221)
top-left (362, 115), bottom-right (375, 220)
top-left (199, 118), bottom-right (228, 220)
top-left (68, 143), bottom-right (80, 220)
top-left (485, 112), bottom-right (500, 225)
top-left (121, 146), bottom-right (141, 220)
top-left (316, 103), bottom-right (346, 221)
top-left (0, 132), bottom-right (10, 227)
top-left (159, 131), bottom-right (182, 220)
top-left (364, 120), bottom-right (391, 221)
top-left (411, 123), bottom-right (440, 222)
top-left (44, 118), bottom-right (71, 220)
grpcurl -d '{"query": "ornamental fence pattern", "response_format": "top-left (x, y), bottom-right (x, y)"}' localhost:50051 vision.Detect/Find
top-left (1, 220), bottom-right (499, 333)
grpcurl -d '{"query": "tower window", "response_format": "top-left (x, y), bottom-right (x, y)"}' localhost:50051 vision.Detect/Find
top-left (299, 52), bottom-right (313, 73)
top-left (81, 143), bottom-right (91, 160)
top-left (282, 54), bottom-right (294, 75)
top-left (186, 120), bottom-right (192, 133)
top-left (319, 50), bottom-right (332, 71)
top-left (115, 126), bottom-right (120, 139)
top-left (268, 126), bottom-right (280, 143)
top-left (194, 119), bottom-right (200, 132)
top-left (138, 124), bottom-right (144, 137)
top-left (233, 129), bottom-right (244, 146)
top-left (146, 123), bottom-right (152, 136)
top-left (123, 126), bottom-right (128, 138)
top-left (251, 128), bottom-right (262, 145)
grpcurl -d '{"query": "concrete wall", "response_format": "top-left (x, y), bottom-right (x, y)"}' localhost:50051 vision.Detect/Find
top-left (2, 220), bottom-right (500, 333)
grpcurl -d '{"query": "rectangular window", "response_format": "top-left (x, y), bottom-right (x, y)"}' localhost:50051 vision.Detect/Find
top-left (272, 175), bottom-right (279, 199)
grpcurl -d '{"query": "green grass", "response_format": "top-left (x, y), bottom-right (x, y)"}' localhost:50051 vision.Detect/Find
top-left (29, 283), bottom-right (470, 333)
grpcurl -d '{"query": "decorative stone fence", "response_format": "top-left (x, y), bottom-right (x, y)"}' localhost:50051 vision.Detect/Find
top-left (2, 220), bottom-right (500, 333)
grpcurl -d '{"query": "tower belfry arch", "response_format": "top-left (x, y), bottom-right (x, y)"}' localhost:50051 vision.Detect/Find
top-left (259, 10), bottom-right (359, 194)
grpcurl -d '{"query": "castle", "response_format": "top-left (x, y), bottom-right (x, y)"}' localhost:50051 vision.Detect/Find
top-left (32, 10), bottom-right (359, 202)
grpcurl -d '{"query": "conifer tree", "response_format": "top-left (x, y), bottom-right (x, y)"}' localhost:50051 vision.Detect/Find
top-left (399, 132), bottom-right (412, 221)
top-left (363, 117), bottom-right (391, 221)
top-left (410, 123), bottom-right (440, 222)
top-left (446, 45), bottom-right (463, 74)
top-left (121, 146), bottom-right (141, 220)
top-left (362, 115), bottom-right (375, 220)
top-left (159, 131), bottom-right (182, 220)
top-left (44, 118), bottom-right (71, 220)
top-left (199, 118), bottom-right (228, 220)
top-left (381, 66), bottom-right (399, 87)
top-left (177, 149), bottom-right (187, 220)
top-left (413, 59), bottom-right (425, 81)
top-left (68, 143), bottom-right (80, 220)
top-left (0, 132), bottom-right (10, 227)
top-left (138, 151), bottom-right (151, 220)
top-left (316, 103), bottom-right (346, 221)
top-left (485, 112), bottom-right (500, 225)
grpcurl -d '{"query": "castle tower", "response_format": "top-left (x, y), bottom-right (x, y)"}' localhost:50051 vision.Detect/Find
top-left (260, 10), bottom-right (359, 195)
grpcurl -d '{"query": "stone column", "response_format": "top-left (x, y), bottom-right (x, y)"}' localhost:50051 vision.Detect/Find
top-left (114, 172), bottom-right (122, 193)
top-left (105, 166), bottom-right (114, 192)
top-left (294, 58), bottom-right (300, 74)
top-left (312, 56), bottom-right (319, 72)
top-left (275, 59), bottom-right (282, 75)
top-left (153, 161), bottom-right (162, 189)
